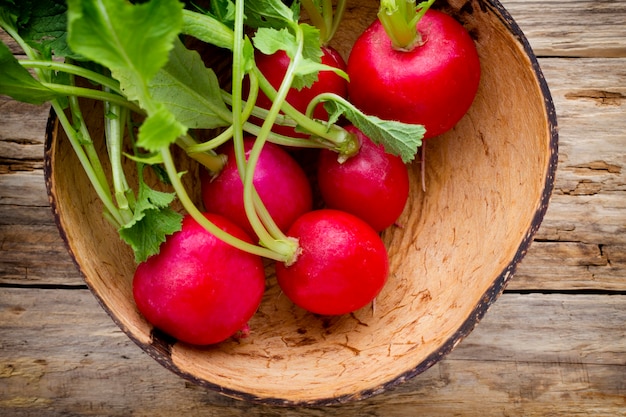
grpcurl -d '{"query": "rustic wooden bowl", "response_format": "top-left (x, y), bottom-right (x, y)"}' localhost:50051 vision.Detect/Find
top-left (44, 0), bottom-right (558, 406)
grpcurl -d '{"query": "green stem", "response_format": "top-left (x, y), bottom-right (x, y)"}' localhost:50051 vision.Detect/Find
top-left (186, 71), bottom-right (260, 156)
top-left (327, 0), bottom-right (348, 43)
top-left (322, 0), bottom-right (334, 40)
top-left (301, 0), bottom-right (327, 42)
top-left (231, 0), bottom-right (256, 233)
top-left (104, 99), bottom-right (135, 225)
top-left (185, 127), bottom-right (234, 154)
top-left (41, 82), bottom-right (142, 113)
top-left (1, 23), bottom-right (42, 73)
top-left (160, 146), bottom-right (289, 262)
top-left (242, 122), bottom-right (329, 149)
top-left (176, 134), bottom-right (226, 173)
top-left (300, 0), bottom-right (347, 45)
top-left (51, 100), bottom-right (125, 228)
top-left (221, 86), bottom-right (297, 131)
top-left (10, 27), bottom-right (127, 228)
top-left (233, 0), bottom-right (290, 253)
top-left (414, 0), bottom-right (437, 25)
top-left (219, 91), bottom-right (328, 148)
top-left (20, 60), bottom-right (121, 94)
top-left (67, 92), bottom-right (112, 202)
top-left (242, 28), bottom-right (305, 248)
top-left (378, 0), bottom-right (436, 50)
top-left (252, 66), bottom-right (352, 147)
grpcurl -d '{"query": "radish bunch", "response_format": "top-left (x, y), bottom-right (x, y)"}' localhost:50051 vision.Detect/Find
top-left (133, 0), bottom-right (480, 345)
top-left (1, 0), bottom-right (479, 346)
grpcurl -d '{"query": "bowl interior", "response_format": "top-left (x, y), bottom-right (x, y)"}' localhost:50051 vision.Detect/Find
top-left (45, 0), bottom-right (557, 406)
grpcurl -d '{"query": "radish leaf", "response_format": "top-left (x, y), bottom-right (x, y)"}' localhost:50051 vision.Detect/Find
top-left (181, 10), bottom-right (234, 51)
top-left (66, 0), bottom-right (187, 151)
top-left (0, 42), bottom-right (58, 104)
top-left (66, 0), bottom-right (182, 98)
top-left (0, 0), bottom-right (77, 59)
top-left (244, 0), bottom-right (297, 29)
top-left (149, 38), bottom-right (231, 129)
top-left (119, 174), bottom-right (183, 263)
top-left (252, 23), bottom-right (332, 90)
top-left (137, 105), bottom-right (187, 152)
top-left (324, 97), bottom-right (424, 163)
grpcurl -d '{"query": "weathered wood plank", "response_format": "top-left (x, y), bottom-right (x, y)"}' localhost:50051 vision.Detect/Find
top-left (539, 58), bottom-right (626, 195)
top-left (507, 56), bottom-right (626, 290)
top-left (502, 0), bottom-right (626, 58)
top-left (0, 97), bottom-right (49, 173)
top-left (0, 169), bottom-right (81, 286)
top-left (0, 289), bottom-right (624, 416)
top-left (511, 241), bottom-right (626, 291)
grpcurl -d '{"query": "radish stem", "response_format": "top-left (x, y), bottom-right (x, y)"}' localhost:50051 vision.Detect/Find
top-left (160, 146), bottom-right (291, 262)
top-left (230, 0), bottom-right (299, 260)
top-left (378, 0), bottom-right (436, 50)
top-left (20, 60), bottom-right (123, 94)
top-left (301, 0), bottom-right (347, 45)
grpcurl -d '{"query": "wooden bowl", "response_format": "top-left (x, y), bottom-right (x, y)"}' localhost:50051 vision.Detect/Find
top-left (44, 0), bottom-right (558, 406)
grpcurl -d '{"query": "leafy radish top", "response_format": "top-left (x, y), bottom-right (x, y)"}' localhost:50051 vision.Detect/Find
top-left (0, 0), bottom-right (430, 264)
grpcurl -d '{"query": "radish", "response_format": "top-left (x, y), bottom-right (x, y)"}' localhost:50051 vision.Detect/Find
top-left (347, 1), bottom-right (480, 139)
top-left (275, 209), bottom-right (389, 316)
top-left (317, 125), bottom-right (409, 232)
top-left (200, 137), bottom-right (313, 239)
top-left (132, 213), bottom-right (266, 346)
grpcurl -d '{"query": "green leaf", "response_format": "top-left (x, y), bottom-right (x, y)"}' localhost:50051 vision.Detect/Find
top-left (253, 27), bottom-right (297, 57)
top-left (244, 0), bottom-right (296, 29)
top-left (0, 41), bottom-right (57, 104)
top-left (206, 0), bottom-right (235, 28)
top-left (22, 0), bottom-right (75, 58)
top-left (0, 2), bottom-right (19, 32)
top-left (67, 0), bottom-right (187, 150)
top-left (66, 0), bottom-right (183, 106)
top-left (137, 104), bottom-right (188, 152)
top-left (300, 23), bottom-right (323, 62)
top-left (181, 9), bottom-right (234, 51)
top-left (118, 180), bottom-right (183, 263)
top-left (252, 24), bottom-right (329, 90)
top-left (1, 0), bottom-right (77, 59)
top-left (290, 23), bottom-right (325, 90)
top-left (148, 38), bottom-right (231, 129)
top-left (324, 98), bottom-right (425, 163)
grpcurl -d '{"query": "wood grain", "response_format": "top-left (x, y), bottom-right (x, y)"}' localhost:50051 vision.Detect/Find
top-left (503, 0), bottom-right (626, 58)
top-left (509, 57), bottom-right (626, 291)
top-left (1, 289), bottom-right (624, 416)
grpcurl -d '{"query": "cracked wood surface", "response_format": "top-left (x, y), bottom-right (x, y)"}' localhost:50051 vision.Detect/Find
top-left (1, 0), bottom-right (625, 415)
top-left (1, 289), bottom-right (624, 416)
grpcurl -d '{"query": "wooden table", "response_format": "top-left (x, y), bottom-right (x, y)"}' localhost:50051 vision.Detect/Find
top-left (1, 1), bottom-right (625, 415)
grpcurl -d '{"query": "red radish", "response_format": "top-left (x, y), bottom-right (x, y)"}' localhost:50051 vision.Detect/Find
top-left (347, 7), bottom-right (480, 139)
top-left (317, 125), bottom-right (409, 232)
top-left (201, 137), bottom-right (313, 238)
top-left (275, 209), bottom-right (389, 316)
top-left (253, 46), bottom-right (348, 137)
top-left (132, 213), bottom-right (265, 346)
